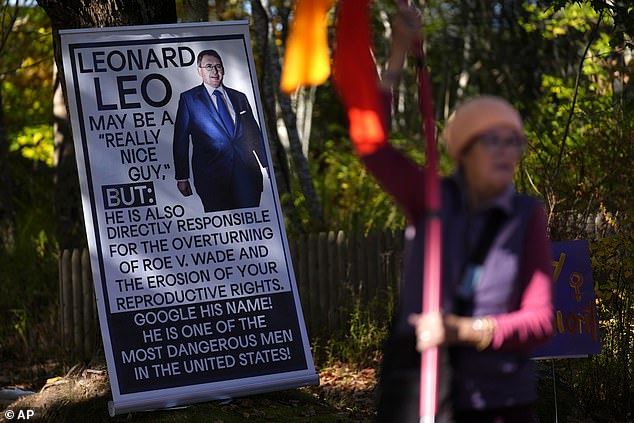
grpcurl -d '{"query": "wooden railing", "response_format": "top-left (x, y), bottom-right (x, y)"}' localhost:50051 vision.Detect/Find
top-left (58, 249), bottom-right (98, 359)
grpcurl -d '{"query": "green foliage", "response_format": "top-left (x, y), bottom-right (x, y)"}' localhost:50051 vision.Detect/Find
top-left (0, 151), bottom-right (58, 361)
top-left (523, 2), bottom-right (598, 38)
top-left (559, 221), bottom-right (634, 422)
top-left (312, 138), bottom-right (405, 234)
top-left (0, 4), bottom-right (57, 361)
top-left (511, 1), bottom-right (633, 239)
top-left (316, 296), bottom-right (391, 368)
top-left (1, 4), bottom-right (54, 133)
top-left (10, 124), bottom-right (54, 166)
top-left (505, 5), bottom-right (634, 417)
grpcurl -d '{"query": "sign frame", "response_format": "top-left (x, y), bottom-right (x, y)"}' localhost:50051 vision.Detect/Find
top-left (60, 20), bottom-right (318, 416)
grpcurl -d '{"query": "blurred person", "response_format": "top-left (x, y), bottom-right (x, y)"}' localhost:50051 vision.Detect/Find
top-left (333, 5), bottom-right (554, 423)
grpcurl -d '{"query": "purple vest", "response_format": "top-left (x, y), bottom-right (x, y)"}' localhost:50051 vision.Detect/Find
top-left (393, 174), bottom-right (541, 410)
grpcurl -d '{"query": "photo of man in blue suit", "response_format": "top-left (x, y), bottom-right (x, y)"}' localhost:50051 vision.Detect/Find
top-left (173, 49), bottom-right (268, 212)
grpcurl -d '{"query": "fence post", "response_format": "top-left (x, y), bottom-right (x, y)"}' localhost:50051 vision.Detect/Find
top-left (82, 249), bottom-right (96, 359)
top-left (297, 234), bottom-right (311, 333)
top-left (382, 230), bottom-right (395, 320)
top-left (326, 231), bottom-right (337, 332)
top-left (60, 250), bottom-right (72, 352)
top-left (71, 249), bottom-right (83, 358)
top-left (307, 233), bottom-right (319, 335)
top-left (336, 230), bottom-right (350, 329)
top-left (317, 232), bottom-right (328, 333)
top-left (348, 232), bottom-right (359, 300)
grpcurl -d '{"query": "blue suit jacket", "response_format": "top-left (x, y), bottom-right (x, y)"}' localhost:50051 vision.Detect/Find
top-left (173, 84), bottom-right (267, 212)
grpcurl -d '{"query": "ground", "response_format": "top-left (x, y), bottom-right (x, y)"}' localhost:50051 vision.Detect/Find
top-left (0, 358), bottom-right (604, 422)
top-left (0, 360), bottom-right (378, 422)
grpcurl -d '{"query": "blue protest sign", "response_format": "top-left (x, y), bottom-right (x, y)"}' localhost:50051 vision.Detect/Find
top-left (532, 240), bottom-right (601, 359)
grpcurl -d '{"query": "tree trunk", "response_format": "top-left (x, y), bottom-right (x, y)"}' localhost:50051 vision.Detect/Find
top-left (296, 86), bottom-right (316, 158)
top-left (0, 1), bottom-right (19, 251)
top-left (250, 0), bottom-right (324, 230)
top-left (52, 64), bottom-right (82, 248)
top-left (251, 0), bottom-right (299, 227)
top-left (180, 0), bottom-right (208, 22)
top-left (214, 0), bottom-right (226, 20)
top-left (0, 89), bottom-right (15, 251)
top-left (277, 83), bottom-right (325, 229)
top-left (36, 0), bottom-right (177, 247)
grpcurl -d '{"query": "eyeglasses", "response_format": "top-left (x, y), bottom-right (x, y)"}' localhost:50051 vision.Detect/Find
top-left (475, 130), bottom-right (527, 155)
top-left (199, 64), bottom-right (224, 73)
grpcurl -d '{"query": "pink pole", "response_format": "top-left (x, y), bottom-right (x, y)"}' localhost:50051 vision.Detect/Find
top-left (415, 40), bottom-right (442, 423)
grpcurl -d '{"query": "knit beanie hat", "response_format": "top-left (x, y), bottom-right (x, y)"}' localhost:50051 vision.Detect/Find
top-left (443, 96), bottom-right (523, 161)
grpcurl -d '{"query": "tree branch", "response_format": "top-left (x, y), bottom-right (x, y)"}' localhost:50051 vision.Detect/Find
top-left (0, 0), bottom-right (20, 54)
top-left (553, 10), bottom-right (604, 177)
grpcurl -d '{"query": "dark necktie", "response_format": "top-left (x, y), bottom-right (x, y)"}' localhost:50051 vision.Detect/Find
top-left (213, 90), bottom-right (234, 135)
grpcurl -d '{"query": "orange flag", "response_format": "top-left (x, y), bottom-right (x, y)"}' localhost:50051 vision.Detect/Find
top-left (333, 0), bottom-right (386, 155)
top-left (280, 0), bottom-right (334, 94)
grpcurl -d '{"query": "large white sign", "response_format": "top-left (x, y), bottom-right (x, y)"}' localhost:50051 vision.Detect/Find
top-left (60, 21), bottom-right (317, 416)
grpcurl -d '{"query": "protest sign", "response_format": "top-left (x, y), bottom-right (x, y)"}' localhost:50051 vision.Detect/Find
top-left (60, 21), bottom-right (318, 415)
top-left (532, 240), bottom-right (601, 359)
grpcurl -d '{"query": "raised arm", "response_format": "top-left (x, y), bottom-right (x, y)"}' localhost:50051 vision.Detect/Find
top-left (333, 2), bottom-right (428, 222)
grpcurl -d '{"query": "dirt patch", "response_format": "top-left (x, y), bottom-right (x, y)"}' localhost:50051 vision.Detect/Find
top-left (308, 365), bottom-right (377, 418)
top-left (1, 362), bottom-right (378, 422)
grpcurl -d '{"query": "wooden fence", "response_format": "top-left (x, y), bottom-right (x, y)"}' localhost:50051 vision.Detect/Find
top-left (58, 249), bottom-right (99, 359)
top-left (58, 230), bottom-right (406, 358)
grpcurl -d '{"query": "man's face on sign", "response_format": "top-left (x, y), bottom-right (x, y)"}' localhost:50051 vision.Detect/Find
top-left (198, 54), bottom-right (224, 88)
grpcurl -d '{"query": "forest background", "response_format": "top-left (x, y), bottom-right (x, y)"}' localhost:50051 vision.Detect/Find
top-left (0, 0), bottom-right (632, 421)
